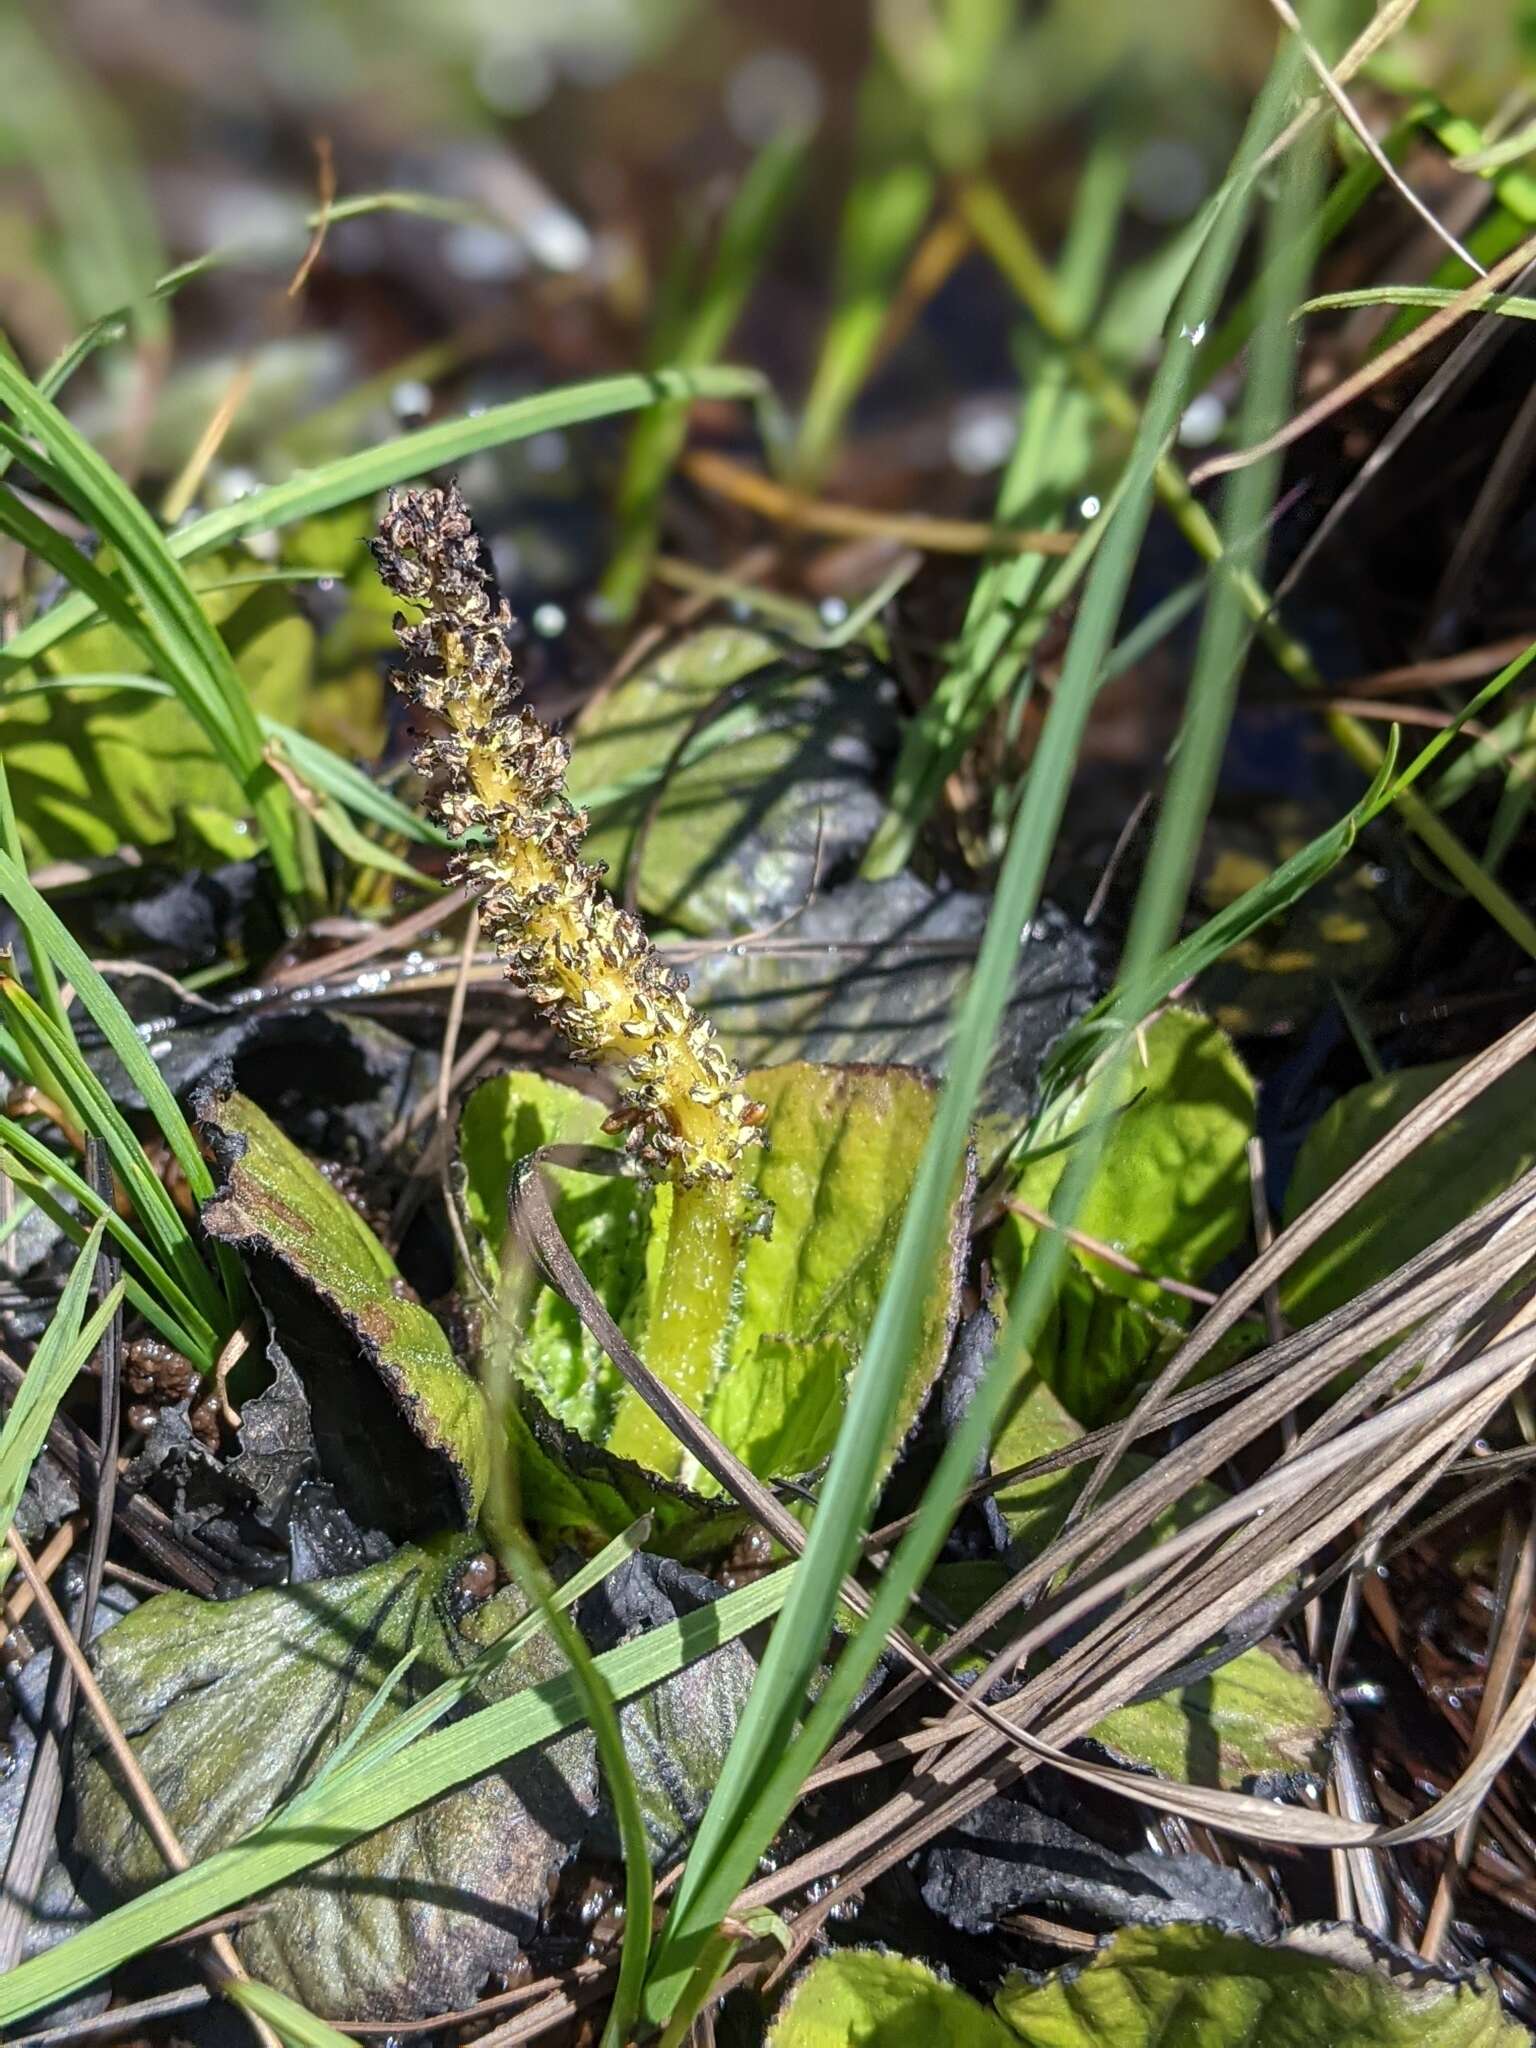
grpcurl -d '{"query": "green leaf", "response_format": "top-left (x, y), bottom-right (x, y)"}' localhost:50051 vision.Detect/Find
top-left (1282, 1058), bottom-right (1536, 1324)
top-left (992, 1923), bottom-right (1529, 2047)
top-left (996, 1008), bottom-right (1254, 1424)
top-left (769, 1950), bottom-right (1017, 2048)
top-left (990, 1372), bottom-right (1330, 1791)
top-left (0, 577), bottom-right (311, 861)
top-left (460, 1061), bottom-right (970, 1532)
top-left (794, 158), bottom-right (935, 487)
top-left (199, 1088), bottom-right (490, 1531)
top-left (72, 1542), bottom-right (596, 2021)
top-left (772, 1926), bottom-right (1528, 2048)
top-left (1089, 1643), bottom-right (1333, 1794)
top-left (0, 1562), bottom-right (794, 2027)
top-left (0, 368), bottom-right (769, 681)
top-left (567, 626), bottom-right (896, 936)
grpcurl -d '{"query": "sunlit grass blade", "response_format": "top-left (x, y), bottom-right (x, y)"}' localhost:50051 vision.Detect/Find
top-left (1297, 283), bottom-right (1536, 322)
top-left (0, 367), bottom-right (769, 680)
top-left (0, 851), bottom-right (211, 1200)
top-left (638, 38), bottom-right (1306, 2035)
top-left (1048, 737), bottom-right (1398, 1097)
top-left (0, 1565), bottom-right (795, 2026)
top-left (0, 846), bottom-right (243, 1323)
top-left (792, 153), bottom-right (934, 487)
top-left (0, 980), bottom-right (223, 1325)
top-left (260, 719), bottom-right (449, 846)
top-left (0, 353), bottom-right (318, 914)
top-left (0, 1222), bottom-right (116, 1531)
top-left (861, 356), bottom-right (1092, 876)
top-left (0, 1112), bottom-right (220, 1366)
top-left (495, 1527), bottom-right (653, 2048)
top-left (602, 130), bottom-right (808, 619)
top-left (861, 128), bottom-right (1130, 878)
top-left (0, 743), bottom-right (69, 1045)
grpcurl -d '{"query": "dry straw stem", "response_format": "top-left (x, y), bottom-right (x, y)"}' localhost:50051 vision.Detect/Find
top-left (743, 1016), bottom-right (1536, 1940)
top-left (372, 483), bottom-right (763, 1187)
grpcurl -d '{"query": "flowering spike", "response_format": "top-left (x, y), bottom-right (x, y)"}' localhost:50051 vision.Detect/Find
top-left (371, 483), bottom-right (764, 1186)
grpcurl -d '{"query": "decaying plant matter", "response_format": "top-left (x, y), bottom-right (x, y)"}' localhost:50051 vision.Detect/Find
top-left (372, 483), bottom-right (765, 1186)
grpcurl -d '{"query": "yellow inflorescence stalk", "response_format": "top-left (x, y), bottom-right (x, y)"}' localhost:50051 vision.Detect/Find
top-left (372, 483), bottom-right (765, 1187)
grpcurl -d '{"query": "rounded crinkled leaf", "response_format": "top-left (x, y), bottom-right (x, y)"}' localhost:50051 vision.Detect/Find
top-left (460, 1060), bottom-right (972, 1543)
top-left (567, 624), bottom-right (899, 935)
top-left (995, 1007), bottom-right (1255, 1426)
top-left (769, 1950), bottom-right (1016, 2048)
top-left (72, 1544), bottom-right (596, 2021)
top-left (993, 1923), bottom-right (1529, 2047)
top-left (770, 1927), bottom-right (1527, 2048)
top-left (1282, 1058), bottom-right (1536, 1324)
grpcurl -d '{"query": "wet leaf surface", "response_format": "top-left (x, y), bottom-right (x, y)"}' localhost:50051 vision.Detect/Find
top-left (200, 1085), bottom-right (489, 1536)
top-left (568, 624), bottom-right (899, 935)
top-left (461, 1059), bottom-right (971, 1538)
top-left (685, 874), bottom-right (1100, 1172)
top-left (69, 1544), bottom-right (764, 2020)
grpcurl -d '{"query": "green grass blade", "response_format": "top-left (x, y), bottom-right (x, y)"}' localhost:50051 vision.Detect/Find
top-left (305, 1523), bottom-right (651, 1801)
top-left (0, 1160), bottom-right (213, 1366)
top-left (603, 131), bottom-right (809, 618)
top-left (0, 850), bottom-right (211, 1203)
top-left (793, 155), bottom-right (934, 487)
top-left (0, 1112), bottom-right (219, 1362)
top-left (0, 473), bottom-right (161, 656)
top-left (495, 1527), bottom-right (653, 2048)
top-left (0, 1565), bottom-right (795, 2026)
top-left (640, 41), bottom-right (1303, 2028)
top-left (1111, 30), bottom-right (1330, 1029)
top-left (0, 981), bottom-right (224, 1326)
top-left (1296, 283), bottom-right (1536, 322)
top-left (223, 1981), bottom-right (355, 2048)
top-left (259, 719), bottom-right (450, 847)
top-left (1058, 739), bottom-right (1398, 1077)
top-left (0, 368), bottom-right (768, 680)
top-left (0, 744), bottom-right (69, 1045)
top-left (0, 1222), bottom-right (109, 1530)
top-left (861, 353), bottom-right (1092, 877)
top-left (0, 354), bottom-right (315, 912)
